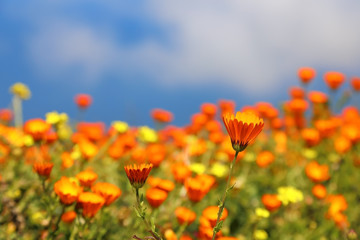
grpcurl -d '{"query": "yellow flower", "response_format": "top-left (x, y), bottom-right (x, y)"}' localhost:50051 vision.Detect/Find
top-left (190, 163), bottom-right (206, 174)
top-left (303, 148), bottom-right (318, 159)
top-left (10, 82), bottom-right (31, 100)
top-left (254, 230), bottom-right (268, 240)
top-left (23, 135), bottom-right (34, 147)
top-left (57, 124), bottom-right (72, 140)
top-left (59, 113), bottom-right (69, 123)
top-left (210, 163), bottom-right (228, 178)
top-left (255, 208), bottom-right (270, 218)
top-left (71, 145), bottom-right (82, 160)
top-left (46, 111), bottom-right (60, 125)
top-left (112, 121), bottom-right (129, 133)
top-left (138, 126), bottom-right (158, 143)
top-left (277, 186), bottom-right (304, 206)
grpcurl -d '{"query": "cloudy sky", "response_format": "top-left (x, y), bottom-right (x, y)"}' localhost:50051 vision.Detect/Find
top-left (1, 0), bottom-right (359, 125)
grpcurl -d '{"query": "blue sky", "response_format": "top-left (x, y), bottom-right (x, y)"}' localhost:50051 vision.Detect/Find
top-left (1, 0), bottom-right (360, 126)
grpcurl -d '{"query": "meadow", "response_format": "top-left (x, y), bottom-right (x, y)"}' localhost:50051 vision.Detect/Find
top-left (0, 68), bottom-right (360, 240)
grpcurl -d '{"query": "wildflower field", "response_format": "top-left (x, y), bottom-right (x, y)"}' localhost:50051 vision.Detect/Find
top-left (1, 69), bottom-right (360, 240)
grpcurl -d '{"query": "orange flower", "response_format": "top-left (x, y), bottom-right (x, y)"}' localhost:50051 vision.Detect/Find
top-left (308, 91), bottom-right (328, 104)
top-left (23, 118), bottom-right (51, 141)
top-left (124, 163), bottom-right (153, 189)
top-left (325, 194), bottom-right (349, 229)
top-left (315, 119), bottom-right (338, 138)
top-left (341, 124), bottom-right (360, 143)
top-left (261, 194), bottom-right (282, 212)
top-left (201, 103), bottom-right (217, 119)
top-left (298, 67), bottom-right (316, 84)
top-left (256, 151), bottom-right (275, 168)
top-left (351, 77), bottom-right (360, 91)
top-left (185, 177), bottom-right (210, 203)
top-left (78, 139), bottom-right (98, 160)
top-left (151, 108), bottom-right (174, 123)
top-left (76, 170), bottom-right (98, 187)
top-left (218, 99), bottom-right (235, 116)
top-left (54, 176), bottom-right (82, 205)
top-left (61, 152), bottom-right (74, 169)
top-left (171, 162), bottom-right (191, 183)
top-left (222, 111), bottom-right (264, 152)
top-left (312, 184), bottom-right (327, 200)
top-left (0, 109), bottom-right (13, 122)
top-left (61, 211), bottom-right (77, 224)
top-left (301, 128), bottom-right (320, 147)
top-left (156, 179), bottom-right (175, 193)
top-left (175, 207), bottom-right (196, 225)
top-left (77, 122), bottom-right (105, 141)
top-left (289, 86), bottom-right (305, 99)
top-left (92, 182), bottom-right (122, 205)
top-left (146, 143), bottom-right (166, 167)
top-left (74, 94), bottom-right (92, 109)
top-left (287, 99), bottom-right (308, 114)
top-left (334, 136), bottom-right (352, 154)
top-left (77, 192), bottom-right (105, 218)
top-left (324, 71), bottom-right (345, 90)
top-left (202, 206), bottom-right (228, 227)
top-left (305, 161), bottom-right (330, 183)
top-left (33, 161), bottom-right (54, 178)
top-left (146, 187), bottom-right (168, 208)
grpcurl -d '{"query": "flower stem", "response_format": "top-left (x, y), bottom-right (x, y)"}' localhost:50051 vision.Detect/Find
top-left (12, 95), bottom-right (22, 129)
top-left (212, 151), bottom-right (239, 240)
top-left (135, 188), bottom-right (162, 240)
top-left (47, 205), bottom-right (66, 240)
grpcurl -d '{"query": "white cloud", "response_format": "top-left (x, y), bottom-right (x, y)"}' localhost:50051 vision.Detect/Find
top-left (26, 0), bottom-right (360, 95)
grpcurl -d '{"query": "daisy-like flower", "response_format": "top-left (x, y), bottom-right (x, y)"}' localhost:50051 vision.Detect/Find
top-left (124, 163), bottom-right (153, 189)
top-left (33, 161), bottom-right (54, 178)
top-left (222, 112), bottom-right (264, 152)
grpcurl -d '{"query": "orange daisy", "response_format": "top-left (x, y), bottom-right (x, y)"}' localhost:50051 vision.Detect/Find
top-left (91, 182), bottom-right (122, 205)
top-left (222, 111), bottom-right (264, 152)
top-left (124, 163), bottom-right (153, 189)
top-left (298, 67), bottom-right (316, 84)
top-left (77, 192), bottom-right (105, 218)
top-left (33, 161), bottom-right (54, 178)
top-left (74, 94), bottom-right (92, 109)
top-left (54, 176), bottom-right (82, 205)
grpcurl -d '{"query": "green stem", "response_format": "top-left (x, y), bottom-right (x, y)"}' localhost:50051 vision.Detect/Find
top-left (48, 205), bottom-right (66, 240)
top-left (135, 188), bottom-right (162, 240)
top-left (212, 151), bottom-right (239, 240)
top-left (12, 95), bottom-right (23, 129)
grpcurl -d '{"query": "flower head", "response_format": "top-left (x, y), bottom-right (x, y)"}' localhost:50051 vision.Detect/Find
top-left (222, 111), bottom-right (264, 152)
top-left (33, 161), bottom-right (54, 178)
top-left (77, 192), bottom-right (105, 218)
top-left (324, 72), bottom-right (345, 90)
top-left (10, 82), bottom-right (31, 100)
top-left (124, 163), bottom-right (153, 189)
top-left (91, 182), bottom-right (122, 205)
top-left (61, 211), bottom-right (77, 224)
top-left (74, 94), bottom-right (92, 109)
top-left (54, 176), bottom-right (82, 205)
top-left (305, 161), bottom-right (330, 183)
top-left (23, 119), bottom-right (51, 141)
top-left (151, 108), bottom-right (174, 123)
top-left (175, 207), bottom-right (196, 225)
top-left (261, 194), bottom-right (282, 212)
top-left (76, 170), bottom-right (98, 187)
top-left (298, 67), bottom-right (316, 84)
top-left (146, 187), bottom-right (168, 208)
